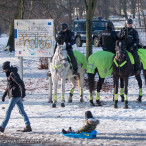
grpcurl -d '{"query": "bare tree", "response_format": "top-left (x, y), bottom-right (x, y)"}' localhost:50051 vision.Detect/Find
top-left (6, 0), bottom-right (25, 52)
top-left (121, 0), bottom-right (128, 19)
top-left (84, 0), bottom-right (97, 58)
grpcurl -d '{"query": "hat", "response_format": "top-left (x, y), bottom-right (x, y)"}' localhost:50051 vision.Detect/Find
top-left (126, 19), bottom-right (133, 24)
top-left (2, 61), bottom-right (10, 70)
top-left (85, 111), bottom-right (93, 119)
top-left (61, 23), bottom-right (68, 31)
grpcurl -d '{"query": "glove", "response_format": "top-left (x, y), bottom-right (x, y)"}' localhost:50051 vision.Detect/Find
top-left (129, 44), bottom-right (137, 51)
top-left (66, 42), bottom-right (71, 48)
top-left (21, 90), bottom-right (26, 99)
top-left (2, 91), bottom-right (7, 102)
top-left (129, 46), bottom-right (134, 51)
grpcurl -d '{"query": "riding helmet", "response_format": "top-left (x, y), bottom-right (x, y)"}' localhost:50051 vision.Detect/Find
top-left (106, 21), bottom-right (114, 30)
top-left (61, 23), bottom-right (68, 30)
top-left (126, 18), bottom-right (133, 24)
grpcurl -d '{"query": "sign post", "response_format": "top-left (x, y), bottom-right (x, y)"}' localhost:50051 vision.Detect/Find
top-left (14, 19), bottom-right (54, 101)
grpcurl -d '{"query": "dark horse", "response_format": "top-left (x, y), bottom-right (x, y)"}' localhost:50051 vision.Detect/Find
top-left (87, 51), bottom-right (116, 106)
top-left (113, 40), bottom-right (146, 109)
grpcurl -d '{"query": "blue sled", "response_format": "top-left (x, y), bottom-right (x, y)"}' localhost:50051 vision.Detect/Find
top-left (61, 130), bottom-right (97, 139)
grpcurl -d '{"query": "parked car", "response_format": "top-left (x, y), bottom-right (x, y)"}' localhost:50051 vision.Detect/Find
top-left (73, 18), bottom-right (107, 47)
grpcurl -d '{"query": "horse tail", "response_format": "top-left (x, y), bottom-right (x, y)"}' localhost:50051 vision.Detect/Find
top-left (88, 73), bottom-right (95, 93)
top-left (143, 69), bottom-right (146, 85)
top-left (77, 74), bottom-right (81, 92)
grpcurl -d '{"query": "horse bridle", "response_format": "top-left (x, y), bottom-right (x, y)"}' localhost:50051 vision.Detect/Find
top-left (58, 48), bottom-right (68, 62)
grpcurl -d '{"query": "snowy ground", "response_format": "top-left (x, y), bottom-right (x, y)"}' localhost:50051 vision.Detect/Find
top-left (0, 38), bottom-right (146, 146)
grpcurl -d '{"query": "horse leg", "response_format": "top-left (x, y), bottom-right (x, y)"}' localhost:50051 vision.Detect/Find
top-left (96, 77), bottom-right (104, 106)
top-left (51, 77), bottom-right (58, 108)
top-left (123, 77), bottom-right (128, 109)
top-left (135, 74), bottom-right (142, 102)
top-left (114, 76), bottom-right (119, 108)
top-left (78, 70), bottom-right (85, 102)
top-left (68, 77), bottom-right (76, 103)
top-left (120, 78), bottom-right (124, 102)
top-left (88, 73), bottom-right (95, 106)
top-left (60, 77), bottom-right (66, 107)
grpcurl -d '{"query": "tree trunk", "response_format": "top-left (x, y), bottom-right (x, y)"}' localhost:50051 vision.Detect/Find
top-left (84, 0), bottom-right (97, 59)
top-left (68, 0), bottom-right (73, 30)
top-left (121, 0), bottom-right (128, 19)
top-left (140, 0), bottom-right (146, 31)
top-left (138, 0), bottom-right (141, 26)
top-left (28, 0), bottom-right (33, 19)
top-left (6, 0), bottom-right (25, 52)
top-left (131, 0), bottom-right (136, 18)
top-left (103, 0), bottom-right (109, 19)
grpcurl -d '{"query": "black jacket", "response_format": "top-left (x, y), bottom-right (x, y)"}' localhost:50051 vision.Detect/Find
top-left (98, 29), bottom-right (118, 53)
top-left (57, 29), bottom-right (75, 49)
top-left (118, 27), bottom-right (139, 50)
top-left (2, 66), bottom-right (26, 99)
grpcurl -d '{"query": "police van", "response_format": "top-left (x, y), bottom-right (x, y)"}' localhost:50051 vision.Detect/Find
top-left (73, 18), bottom-right (107, 47)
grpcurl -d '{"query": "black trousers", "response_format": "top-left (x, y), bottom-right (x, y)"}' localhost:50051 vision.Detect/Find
top-left (67, 49), bottom-right (78, 71)
top-left (129, 49), bottom-right (141, 70)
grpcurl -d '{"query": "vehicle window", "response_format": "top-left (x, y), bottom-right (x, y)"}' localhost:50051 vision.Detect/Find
top-left (80, 22), bottom-right (86, 31)
top-left (74, 22), bottom-right (80, 31)
top-left (92, 21), bottom-right (106, 31)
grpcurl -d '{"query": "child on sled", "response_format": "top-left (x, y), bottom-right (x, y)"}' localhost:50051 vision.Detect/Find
top-left (62, 111), bottom-right (99, 134)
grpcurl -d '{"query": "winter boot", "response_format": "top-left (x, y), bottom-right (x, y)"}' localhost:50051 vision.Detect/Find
top-left (0, 126), bottom-right (4, 133)
top-left (21, 125), bottom-right (32, 132)
top-left (62, 129), bottom-right (68, 134)
top-left (96, 100), bottom-right (102, 106)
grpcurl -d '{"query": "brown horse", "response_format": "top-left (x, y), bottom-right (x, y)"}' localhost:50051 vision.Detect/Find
top-left (113, 40), bottom-right (146, 109)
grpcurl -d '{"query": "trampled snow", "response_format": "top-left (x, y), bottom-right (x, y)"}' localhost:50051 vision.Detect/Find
top-left (0, 37), bottom-right (146, 146)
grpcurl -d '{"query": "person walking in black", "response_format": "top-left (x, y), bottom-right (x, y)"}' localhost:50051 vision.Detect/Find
top-left (55, 23), bottom-right (78, 75)
top-left (98, 21), bottom-right (118, 54)
top-left (0, 61), bottom-right (32, 133)
top-left (118, 18), bottom-right (141, 74)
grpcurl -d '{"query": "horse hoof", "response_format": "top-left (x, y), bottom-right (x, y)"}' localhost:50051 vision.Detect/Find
top-left (52, 103), bottom-right (56, 108)
top-left (96, 100), bottom-right (102, 106)
top-left (68, 100), bottom-right (72, 103)
top-left (90, 100), bottom-right (95, 106)
top-left (90, 103), bottom-right (95, 106)
top-left (61, 103), bottom-right (65, 107)
top-left (68, 98), bottom-right (72, 103)
top-left (80, 98), bottom-right (84, 102)
top-left (123, 105), bottom-right (128, 109)
top-left (136, 99), bottom-right (141, 103)
top-left (136, 96), bottom-right (142, 103)
top-left (114, 105), bottom-right (118, 108)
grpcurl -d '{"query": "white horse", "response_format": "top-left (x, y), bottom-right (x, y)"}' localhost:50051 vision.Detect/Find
top-left (49, 43), bottom-right (85, 108)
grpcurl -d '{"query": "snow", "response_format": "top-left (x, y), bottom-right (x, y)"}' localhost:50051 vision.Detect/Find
top-left (0, 37), bottom-right (146, 146)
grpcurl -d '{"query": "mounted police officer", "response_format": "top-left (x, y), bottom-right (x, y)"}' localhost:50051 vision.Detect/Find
top-left (98, 21), bottom-right (118, 53)
top-left (118, 18), bottom-right (141, 74)
top-left (55, 23), bottom-right (78, 75)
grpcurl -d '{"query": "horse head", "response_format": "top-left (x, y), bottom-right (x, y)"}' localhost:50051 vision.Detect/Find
top-left (56, 42), bottom-right (68, 66)
top-left (115, 40), bottom-right (127, 62)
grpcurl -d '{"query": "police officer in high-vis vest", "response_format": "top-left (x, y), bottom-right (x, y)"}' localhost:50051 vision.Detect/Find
top-left (98, 21), bottom-right (118, 54)
top-left (118, 18), bottom-right (141, 74)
